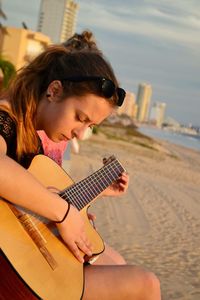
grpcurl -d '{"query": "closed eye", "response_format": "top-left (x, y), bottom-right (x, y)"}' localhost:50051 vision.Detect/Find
top-left (75, 113), bottom-right (85, 123)
top-left (75, 110), bottom-right (97, 129)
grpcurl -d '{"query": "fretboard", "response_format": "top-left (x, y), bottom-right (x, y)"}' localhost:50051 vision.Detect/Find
top-left (59, 157), bottom-right (125, 210)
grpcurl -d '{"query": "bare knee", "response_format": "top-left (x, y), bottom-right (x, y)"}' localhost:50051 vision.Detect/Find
top-left (83, 265), bottom-right (161, 300)
top-left (93, 244), bottom-right (126, 265)
top-left (141, 270), bottom-right (161, 300)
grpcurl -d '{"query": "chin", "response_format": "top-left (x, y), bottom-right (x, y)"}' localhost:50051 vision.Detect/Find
top-left (54, 138), bottom-right (62, 143)
top-left (47, 135), bottom-right (60, 143)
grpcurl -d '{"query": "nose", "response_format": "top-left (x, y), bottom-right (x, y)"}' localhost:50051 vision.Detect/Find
top-left (72, 125), bottom-right (88, 140)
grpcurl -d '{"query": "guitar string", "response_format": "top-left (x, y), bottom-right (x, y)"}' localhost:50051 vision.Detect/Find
top-left (17, 165), bottom-right (113, 231)
top-left (60, 162), bottom-right (124, 210)
top-left (61, 169), bottom-right (123, 213)
top-left (60, 160), bottom-right (124, 209)
top-left (22, 162), bottom-right (120, 231)
top-left (22, 159), bottom-right (125, 237)
top-left (25, 162), bottom-right (124, 231)
top-left (61, 168), bottom-right (118, 209)
top-left (20, 178), bottom-right (123, 244)
top-left (59, 160), bottom-right (119, 209)
top-left (67, 162), bottom-right (124, 206)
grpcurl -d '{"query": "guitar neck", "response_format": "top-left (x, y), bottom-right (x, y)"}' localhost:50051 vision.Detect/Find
top-left (59, 158), bottom-right (125, 210)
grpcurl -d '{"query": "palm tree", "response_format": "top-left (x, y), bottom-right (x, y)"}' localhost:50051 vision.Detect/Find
top-left (0, 1), bottom-right (15, 89)
top-left (0, 57), bottom-right (16, 89)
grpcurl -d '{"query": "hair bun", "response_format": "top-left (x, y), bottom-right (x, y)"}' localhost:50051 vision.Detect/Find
top-left (63, 30), bottom-right (101, 53)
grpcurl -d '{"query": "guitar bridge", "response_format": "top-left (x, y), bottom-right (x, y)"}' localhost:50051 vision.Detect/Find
top-left (9, 204), bottom-right (58, 270)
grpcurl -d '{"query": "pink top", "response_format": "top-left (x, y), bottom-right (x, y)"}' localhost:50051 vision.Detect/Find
top-left (37, 130), bottom-right (67, 166)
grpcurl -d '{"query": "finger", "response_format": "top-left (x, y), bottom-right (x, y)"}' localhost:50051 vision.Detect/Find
top-left (119, 181), bottom-right (128, 189)
top-left (122, 171), bottom-right (129, 176)
top-left (102, 157), bottom-right (107, 164)
top-left (117, 176), bottom-right (129, 186)
top-left (87, 213), bottom-right (97, 229)
top-left (111, 181), bottom-right (126, 193)
top-left (118, 184), bottom-right (126, 192)
top-left (76, 240), bottom-right (93, 257)
top-left (121, 172), bottom-right (129, 179)
top-left (80, 236), bottom-right (93, 251)
top-left (68, 242), bottom-right (84, 263)
top-left (87, 213), bottom-right (96, 221)
top-left (120, 173), bottom-right (129, 182)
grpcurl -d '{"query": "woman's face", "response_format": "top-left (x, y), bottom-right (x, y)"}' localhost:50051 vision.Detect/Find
top-left (37, 94), bottom-right (114, 142)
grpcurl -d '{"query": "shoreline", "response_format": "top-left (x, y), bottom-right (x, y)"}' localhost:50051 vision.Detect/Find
top-left (67, 132), bottom-right (200, 300)
top-left (138, 125), bottom-right (200, 153)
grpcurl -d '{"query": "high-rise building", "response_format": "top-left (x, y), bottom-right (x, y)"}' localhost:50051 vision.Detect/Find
top-left (37, 0), bottom-right (79, 43)
top-left (136, 83), bottom-right (152, 122)
top-left (149, 102), bottom-right (166, 127)
top-left (118, 92), bottom-right (137, 119)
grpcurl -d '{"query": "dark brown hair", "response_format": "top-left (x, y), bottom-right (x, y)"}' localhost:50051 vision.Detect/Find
top-left (1, 45), bottom-right (119, 158)
top-left (63, 30), bottom-right (100, 52)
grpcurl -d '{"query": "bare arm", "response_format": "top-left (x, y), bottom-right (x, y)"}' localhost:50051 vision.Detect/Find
top-left (0, 135), bottom-right (92, 262)
top-left (0, 136), bottom-right (68, 221)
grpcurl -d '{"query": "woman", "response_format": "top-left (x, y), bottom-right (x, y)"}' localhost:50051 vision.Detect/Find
top-left (37, 30), bottom-right (99, 167)
top-left (38, 30), bottom-right (128, 265)
top-left (37, 30), bottom-right (97, 167)
top-left (0, 46), bottom-right (161, 299)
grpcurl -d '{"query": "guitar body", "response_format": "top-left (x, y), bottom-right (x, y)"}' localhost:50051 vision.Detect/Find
top-left (0, 155), bottom-right (105, 300)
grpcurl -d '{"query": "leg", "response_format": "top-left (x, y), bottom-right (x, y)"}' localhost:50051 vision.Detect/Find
top-left (87, 214), bottom-right (126, 265)
top-left (93, 243), bottom-right (126, 265)
top-left (83, 265), bottom-right (161, 300)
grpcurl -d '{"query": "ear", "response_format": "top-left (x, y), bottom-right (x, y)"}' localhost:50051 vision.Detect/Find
top-left (46, 80), bottom-right (63, 101)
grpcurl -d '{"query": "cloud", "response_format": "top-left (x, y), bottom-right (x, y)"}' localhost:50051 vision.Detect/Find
top-left (2, 0), bottom-right (40, 29)
top-left (3, 0), bottom-right (200, 124)
top-left (77, 0), bottom-right (200, 51)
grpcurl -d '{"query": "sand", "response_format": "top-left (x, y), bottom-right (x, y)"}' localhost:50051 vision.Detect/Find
top-left (65, 132), bottom-right (200, 300)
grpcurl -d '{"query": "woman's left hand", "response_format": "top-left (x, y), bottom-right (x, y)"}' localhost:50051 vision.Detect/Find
top-left (101, 172), bottom-right (129, 197)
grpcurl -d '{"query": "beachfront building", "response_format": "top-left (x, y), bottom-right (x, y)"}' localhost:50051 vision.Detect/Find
top-left (149, 102), bottom-right (166, 127)
top-left (118, 91), bottom-right (137, 119)
top-left (0, 26), bottom-right (51, 70)
top-left (37, 0), bottom-right (79, 43)
top-left (136, 83), bottom-right (152, 123)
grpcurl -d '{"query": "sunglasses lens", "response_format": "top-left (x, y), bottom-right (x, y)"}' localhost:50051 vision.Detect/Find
top-left (117, 88), bottom-right (126, 106)
top-left (102, 79), bottom-right (115, 98)
top-left (61, 76), bottom-right (125, 107)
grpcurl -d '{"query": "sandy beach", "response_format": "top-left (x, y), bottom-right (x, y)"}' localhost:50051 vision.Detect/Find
top-left (65, 129), bottom-right (200, 300)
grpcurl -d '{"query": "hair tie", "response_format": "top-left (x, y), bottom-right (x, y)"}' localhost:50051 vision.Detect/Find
top-left (55, 203), bottom-right (71, 224)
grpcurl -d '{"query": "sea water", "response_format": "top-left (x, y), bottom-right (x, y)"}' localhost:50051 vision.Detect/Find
top-left (138, 126), bottom-right (200, 152)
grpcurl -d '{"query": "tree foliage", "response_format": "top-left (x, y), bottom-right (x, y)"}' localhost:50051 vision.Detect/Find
top-left (0, 57), bottom-right (16, 88)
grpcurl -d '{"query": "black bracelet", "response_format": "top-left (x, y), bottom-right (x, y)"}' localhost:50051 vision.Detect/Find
top-left (55, 203), bottom-right (70, 224)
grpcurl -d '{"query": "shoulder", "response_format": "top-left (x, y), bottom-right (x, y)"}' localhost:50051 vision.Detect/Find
top-left (0, 109), bottom-right (16, 141)
top-left (0, 109), bottom-right (14, 122)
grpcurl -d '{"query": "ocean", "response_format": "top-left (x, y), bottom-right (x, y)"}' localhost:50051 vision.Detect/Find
top-left (138, 126), bottom-right (200, 152)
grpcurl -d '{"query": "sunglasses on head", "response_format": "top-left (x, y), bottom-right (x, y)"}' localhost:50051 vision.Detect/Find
top-left (60, 76), bottom-right (126, 107)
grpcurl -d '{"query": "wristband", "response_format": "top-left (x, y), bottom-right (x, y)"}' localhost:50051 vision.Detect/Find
top-left (55, 203), bottom-right (70, 224)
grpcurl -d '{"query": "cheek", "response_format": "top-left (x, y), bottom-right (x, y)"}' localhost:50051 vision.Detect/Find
top-left (43, 108), bottom-right (66, 134)
top-left (55, 111), bottom-right (75, 133)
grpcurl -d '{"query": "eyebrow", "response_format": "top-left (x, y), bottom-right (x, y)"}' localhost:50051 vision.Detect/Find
top-left (77, 110), bottom-right (92, 123)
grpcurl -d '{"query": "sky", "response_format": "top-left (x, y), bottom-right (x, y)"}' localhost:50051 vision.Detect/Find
top-left (1, 0), bottom-right (200, 126)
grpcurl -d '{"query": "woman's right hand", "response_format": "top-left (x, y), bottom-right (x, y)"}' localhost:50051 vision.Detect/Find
top-left (56, 204), bottom-right (93, 263)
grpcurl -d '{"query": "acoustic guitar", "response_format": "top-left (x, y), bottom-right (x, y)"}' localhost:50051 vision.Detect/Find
top-left (0, 154), bottom-right (125, 300)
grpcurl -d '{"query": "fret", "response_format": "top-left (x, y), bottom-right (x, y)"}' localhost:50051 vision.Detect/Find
top-left (63, 188), bottom-right (85, 209)
top-left (59, 157), bottom-right (125, 210)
